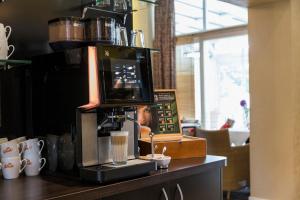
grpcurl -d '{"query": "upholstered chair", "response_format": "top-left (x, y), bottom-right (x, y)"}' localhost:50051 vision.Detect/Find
top-left (196, 128), bottom-right (250, 199)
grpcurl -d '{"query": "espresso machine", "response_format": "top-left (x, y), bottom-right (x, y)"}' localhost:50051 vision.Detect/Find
top-left (29, 44), bottom-right (156, 183)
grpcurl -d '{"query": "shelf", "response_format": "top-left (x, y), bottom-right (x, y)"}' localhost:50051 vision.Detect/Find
top-left (138, 0), bottom-right (159, 5)
top-left (49, 41), bottom-right (160, 52)
top-left (0, 59), bottom-right (32, 70)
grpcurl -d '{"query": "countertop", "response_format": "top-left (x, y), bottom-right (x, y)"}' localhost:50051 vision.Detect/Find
top-left (0, 155), bottom-right (226, 200)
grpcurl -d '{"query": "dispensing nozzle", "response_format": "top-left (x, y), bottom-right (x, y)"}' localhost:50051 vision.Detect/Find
top-left (149, 132), bottom-right (155, 158)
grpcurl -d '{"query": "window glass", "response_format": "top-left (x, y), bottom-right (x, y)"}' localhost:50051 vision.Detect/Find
top-left (203, 35), bottom-right (249, 131)
top-left (175, 0), bottom-right (248, 36)
top-left (175, 0), bottom-right (204, 36)
top-left (206, 0), bottom-right (248, 30)
top-left (176, 43), bottom-right (201, 120)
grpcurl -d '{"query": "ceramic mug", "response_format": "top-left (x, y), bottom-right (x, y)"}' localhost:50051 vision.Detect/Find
top-left (10, 136), bottom-right (26, 144)
top-left (0, 23), bottom-right (14, 59)
top-left (0, 140), bottom-right (25, 158)
top-left (0, 43), bottom-right (15, 59)
top-left (9, 136), bottom-right (27, 153)
top-left (0, 23), bottom-right (12, 40)
top-left (23, 138), bottom-right (44, 156)
top-left (0, 138), bottom-right (8, 145)
top-left (24, 155), bottom-right (46, 176)
top-left (0, 156), bottom-right (27, 179)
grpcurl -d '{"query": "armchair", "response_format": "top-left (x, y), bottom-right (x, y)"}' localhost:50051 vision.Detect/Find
top-left (196, 128), bottom-right (250, 199)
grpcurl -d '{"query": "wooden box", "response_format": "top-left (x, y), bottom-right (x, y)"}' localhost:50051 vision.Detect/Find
top-left (139, 136), bottom-right (207, 159)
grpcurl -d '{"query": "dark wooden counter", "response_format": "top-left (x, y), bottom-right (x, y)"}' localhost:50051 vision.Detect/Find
top-left (0, 155), bottom-right (226, 200)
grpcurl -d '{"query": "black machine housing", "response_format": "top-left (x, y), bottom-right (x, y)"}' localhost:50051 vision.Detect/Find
top-left (28, 45), bottom-right (156, 182)
top-left (29, 44), bottom-right (154, 135)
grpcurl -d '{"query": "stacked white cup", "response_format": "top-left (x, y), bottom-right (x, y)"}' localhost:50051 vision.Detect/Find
top-left (0, 23), bottom-right (15, 59)
top-left (0, 137), bottom-right (28, 179)
top-left (23, 138), bottom-right (46, 176)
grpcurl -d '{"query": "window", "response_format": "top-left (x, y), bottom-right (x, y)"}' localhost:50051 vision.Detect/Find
top-left (175, 0), bottom-right (204, 35)
top-left (175, 0), bottom-right (249, 132)
top-left (175, 0), bottom-right (248, 36)
top-left (203, 35), bottom-right (249, 131)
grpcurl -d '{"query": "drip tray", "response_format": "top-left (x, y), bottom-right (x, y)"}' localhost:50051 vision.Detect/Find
top-left (80, 159), bottom-right (157, 183)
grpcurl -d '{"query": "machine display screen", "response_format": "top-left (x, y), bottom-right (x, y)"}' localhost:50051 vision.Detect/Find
top-left (110, 58), bottom-right (142, 89)
top-left (98, 45), bottom-right (154, 106)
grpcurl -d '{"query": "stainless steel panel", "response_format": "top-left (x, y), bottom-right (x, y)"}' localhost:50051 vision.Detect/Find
top-left (81, 113), bottom-right (99, 167)
top-left (122, 111), bottom-right (135, 159)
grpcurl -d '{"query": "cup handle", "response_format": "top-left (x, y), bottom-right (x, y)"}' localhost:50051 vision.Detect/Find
top-left (7, 45), bottom-right (15, 59)
top-left (5, 26), bottom-right (11, 40)
top-left (19, 159), bottom-right (28, 173)
top-left (19, 141), bottom-right (26, 156)
top-left (39, 158), bottom-right (46, 171)
top-left (38, 140), bottom-right (44, 154)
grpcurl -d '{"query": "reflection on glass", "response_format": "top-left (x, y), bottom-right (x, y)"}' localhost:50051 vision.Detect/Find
top-left (203, 35), bottom-right (249, 131)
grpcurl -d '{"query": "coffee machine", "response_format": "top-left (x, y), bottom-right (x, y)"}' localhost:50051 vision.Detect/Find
top-left (29, 45), bottom-right (156, 183)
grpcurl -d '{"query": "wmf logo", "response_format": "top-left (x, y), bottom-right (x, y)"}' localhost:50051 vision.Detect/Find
top-left (105, 50), bottom-right (110, 57)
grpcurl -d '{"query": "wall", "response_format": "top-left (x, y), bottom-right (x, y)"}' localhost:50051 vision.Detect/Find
top-left (291, 0), bottom-right (300, 199)
top-left (249, 0), bottom-right (299, 199)
top-left (0, 0), bottom-right (133, 138)
top-left (0, 0), bottom-right (133, 59)
top-left (0, 0), bottom-right (81, 58)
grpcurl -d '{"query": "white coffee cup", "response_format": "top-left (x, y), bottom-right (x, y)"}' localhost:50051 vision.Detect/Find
top-left (24, 155), bottom-right (46, 176)
top-left (0, 23), bottom-right (12, 40)
top-left (0, 156), bottom-right (27, 179)
top-left (0, 138), bottom-right (8, 145)
top-left (0, 23), bottom-right (14, 59)
top-left (9, 136), bottom-right (27, 152)
top-left (23, 138), bottom-right (44, 155)
top-left (0, 43), bottom-right (15, 59)
top-left (10, 136), bottom-right (26, 144)
top-left (0, 140), bottom-right (25, 158)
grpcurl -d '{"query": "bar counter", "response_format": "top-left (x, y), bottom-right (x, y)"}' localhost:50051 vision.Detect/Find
top-left (0, 155), bottom-right (226, 200)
